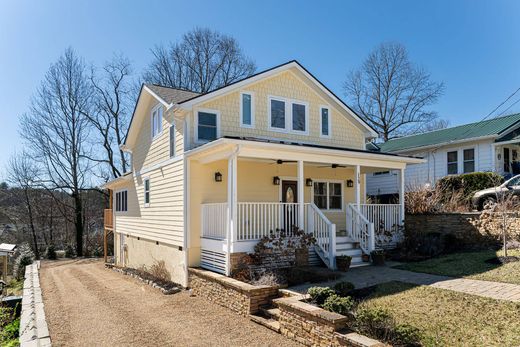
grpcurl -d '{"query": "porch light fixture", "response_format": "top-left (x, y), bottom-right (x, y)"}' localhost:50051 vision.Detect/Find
top-left (214, 172), bottom-right (222, 182)
top-left (306, 178), bottom-right (313, 187)
top-left (273, 176), bottom-right (280, 185)
top-left (346, 179), bottom-right (354, 188)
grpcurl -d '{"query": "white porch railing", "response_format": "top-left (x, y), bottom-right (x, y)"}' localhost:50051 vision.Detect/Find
top-left (307, 203), bottom-right (336, 269)
top-left (237, 202), bottom-right (303, 241)
top-left (201, 203), bottom-right (228, 240)
top-left (359, 204), bottom-right (402, 233)
top-left (347, 203), bottom-right (375, 254)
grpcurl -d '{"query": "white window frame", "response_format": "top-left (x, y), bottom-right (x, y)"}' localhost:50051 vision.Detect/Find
top-left (143, 177), bottom-right (150, 208)
top-left (311, 179), bottom-right (344, 212)
top-left (194, 108), bottom-right (221, 144)
top-left (115, 189), bottom-right (128, 212)
top-left (267, 95), bottom-right (309, 135)
top-left (462, 147), bottom-right (476, 173)
top-left (240, 91), bottom-right (255, 128)
top-left (169, 122), bottom-right (176, 158)
top-left (150, 104), bottom-right (163, 140)
top-left (447, 150), bottom-right (458, 175)
top-left (319, 105), bottom-right (332, 138)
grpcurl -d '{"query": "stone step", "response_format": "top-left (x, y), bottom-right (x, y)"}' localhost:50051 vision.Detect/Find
top-left (336, 249), bottom-right (362, 257)
top-left (336, 236), bottom-right (357, 244)
top-left (249, 314), bottom-right (280, 333)
top-left (261, 307), bottom-right (281, 320)
top-left (335, 242), bottom-right (359, 251)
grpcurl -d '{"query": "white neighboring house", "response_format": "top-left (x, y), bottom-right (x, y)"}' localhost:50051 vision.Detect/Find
top-left (367, 113), bottom-right (520, 201)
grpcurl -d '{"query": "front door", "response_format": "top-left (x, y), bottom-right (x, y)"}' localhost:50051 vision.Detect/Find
top-left (281, 180), bottom-right (298, 233)
top-left (504, 148), bottom-right (511, 173)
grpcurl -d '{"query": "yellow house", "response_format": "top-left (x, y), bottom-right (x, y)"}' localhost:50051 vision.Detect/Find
top-left (102, 61), bottom-right (423, 286)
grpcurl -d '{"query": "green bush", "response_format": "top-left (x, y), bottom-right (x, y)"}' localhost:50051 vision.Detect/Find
top-left (393, 323), bottom-right (422, 345)
top-left (45, 245), bottom-right (57, 260)
top-left (307, 286), bottom-right (335, 305)
top-left (322, 294), bottom-right (354, 315)
top-left (437, 172), bottom-right (503, 202)
top-left (333, 281), bottom-right (355, 297)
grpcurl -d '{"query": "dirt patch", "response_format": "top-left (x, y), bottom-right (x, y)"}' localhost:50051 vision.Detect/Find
top-left (40, 259), bottom-right (299, 347)
top-left (485, 256), bottom-right (520, 265)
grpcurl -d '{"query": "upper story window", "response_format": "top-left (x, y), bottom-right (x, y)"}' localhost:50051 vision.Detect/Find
top-left (313, 181), bottom-right (343, 211)
top-left (463, 148), bottom-right (475, 173)
top-left (115, 190), bottom-right (127, 212)
top-left (320, 106), bottom-right (331, 137)
top-left (169, 123), bottom-right (176, 157)
top-left (144, 178), bottom-right (150, 207)
top-left (240, 92), bottom-right (254, 128)
top-left (268, 96), bottom-right (309, 134)
top-left (196, 109), bottom-right (220, 143)
top-left (447, 151), bottom-right (458, 175)
top-left (151, 105), bottom-right (163, 139)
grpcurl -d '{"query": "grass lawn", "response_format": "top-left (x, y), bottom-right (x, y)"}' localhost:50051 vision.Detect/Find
top-left (359, 281), bottom-right (520, 346)
top-left (393, 249), bottom-right (520, 285)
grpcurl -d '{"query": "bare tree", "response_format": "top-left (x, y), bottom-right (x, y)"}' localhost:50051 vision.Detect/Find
top-left (419, 119), bottom-right (450, 133)
top-left (143, 27), bottom-right (256, 93)
top-left (5, 153), bottom-right (41, 259)
top-left (344, 42), bottom-right (445, 141)
top-left (88, 54), bottom-right (133, 179)
top-left (20, 48), bottom-right (93, 256)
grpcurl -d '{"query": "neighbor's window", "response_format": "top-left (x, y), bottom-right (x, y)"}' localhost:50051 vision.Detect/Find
top-left (270, 99), bottom-right (286, 129)
top-left (292, 103), bottom-right (307, 132)
top-left (197, 111), bottom-right (218, 142)
top-left (313, 181), bottom-right (343, 210)
top-left (144, 178), bottom-right (150, 207)
top-left (115, 190), bottom-right (127, 212)
top-left (240, 92), bottom-right (254, 127)
top-left (447, 151), bottom-right (458, 175)
top-left (169, 124), bottom-right (175, 157)
top-left (463, 148), bottom-right (475, 173)
top-left (151, 106), bottom-right (163, 139)
top-left (321, 107), bottom-right (330, 136)
top-left (373, 171), bottom-right (390, 176)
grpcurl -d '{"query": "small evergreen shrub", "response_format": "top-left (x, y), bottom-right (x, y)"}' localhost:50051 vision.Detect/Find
top-left (437, 172), bottom-right (503, 202)
top-left (322, 294), bottom-right (354, 315)
top-left (13, 244), bottom-right (35, 279)
top-left (65, 244), bottom-right (76, 258)
top-left (333, 281), bottom-right (355, 297)
top-left (307, 286), bottom-right (335, 305)
top-left (45, 245), bottom-right (57, 260)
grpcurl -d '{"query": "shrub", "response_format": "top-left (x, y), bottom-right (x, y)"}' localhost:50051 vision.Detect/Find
top-left (307, 286), bottom-right (335, 305)
top-left (65, 244), bottom-right (75, 258)
top-left (45, 245), bottom-right (57, 260)
top-left (333, 281), bottom-right (355, 297)
top-left (437, 172), bottom-right (503, 203)
top-left (322, 294), bottom-right (354, 315)
top-left (149, 260), bottom-right (171, 282)
top-left (13, 244), bottom-right (34, 280)
top-left (393, 323), bottom-right (422, 346)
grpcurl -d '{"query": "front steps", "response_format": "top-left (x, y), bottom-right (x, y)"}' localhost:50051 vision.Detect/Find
top-left (249, 303), bottom-right (281, 332)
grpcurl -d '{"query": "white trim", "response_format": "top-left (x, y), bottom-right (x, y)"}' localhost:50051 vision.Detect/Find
top-left (393, 135), bottom-right (497, 154)
top-left (114, 189), bottom-right (128, 213)
top-left (461, 146), bottom-right (477, 173)
top-left (319, 105), bottom-right (332, 138)
top-left (267, 95), bottom-right (310, 135)
top-left (150, 104), bottom-right (163, 140)
top-left (194, 108), bottom-right (221, 144)
top-left (183, 157), bottom-right (191, 287)
top-left (169, 122), bottom-right (176, 158)
top-left (135, 154), bottom-right (184, 177)
top-left (143, 177), bottom-right (150, 208)
top-left (143, 85), bottom-right (170, 108)
top-left (239, 91), bottom-right (255, 128)
top-left (310, 179), bottom-right (345, 212)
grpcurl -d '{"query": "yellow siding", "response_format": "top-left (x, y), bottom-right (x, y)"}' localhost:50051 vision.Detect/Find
top-left (190, 70), bottom-right (365, 149)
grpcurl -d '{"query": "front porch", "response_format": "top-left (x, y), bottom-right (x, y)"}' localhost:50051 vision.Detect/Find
top-left (187, 138), bottom-right (422, 275)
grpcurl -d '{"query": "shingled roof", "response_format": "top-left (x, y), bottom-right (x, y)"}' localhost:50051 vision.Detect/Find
top-left (145, 84), bottom-right (200, 105)
top-left (378, 113), bottom-right (520, 153)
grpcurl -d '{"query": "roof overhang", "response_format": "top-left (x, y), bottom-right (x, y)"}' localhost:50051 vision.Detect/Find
top-left (186, 138), bottom-right (424, 170)
top-left (388, 134), bottom-right (498, 154)
top-left (100, 173), bottom-right (133, 190)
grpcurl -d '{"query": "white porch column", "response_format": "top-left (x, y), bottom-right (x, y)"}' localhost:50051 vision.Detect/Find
top-left (354, 165), bottom-right (361, 209)
top-left (226, 154), bottom-right (238, 275)
top-left (297, 160), bottom-right (304, 230)
top-left (399, 167), bottom-right (405, 224)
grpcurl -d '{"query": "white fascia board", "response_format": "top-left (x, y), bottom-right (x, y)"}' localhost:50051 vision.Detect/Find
top-left (99, 174), bottom-right (132, 189)
top-left (143, 85), bottom-right (170, 108)
top-left (392, 135), bottom-right (498, 154)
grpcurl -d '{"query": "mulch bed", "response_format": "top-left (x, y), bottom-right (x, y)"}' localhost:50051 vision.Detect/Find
top-left (106, 264), bottom-right (182, 294)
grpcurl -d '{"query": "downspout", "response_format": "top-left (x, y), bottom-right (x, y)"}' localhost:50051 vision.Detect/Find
top-left (226, 145), bottom-right (241, 275)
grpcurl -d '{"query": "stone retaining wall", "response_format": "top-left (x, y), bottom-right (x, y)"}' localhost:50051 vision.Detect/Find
top-left (274, 295), bottom-right (384, 347)
top-left (188, 268), bottom-right (279, 316)
top-left (20, 261), bottom-right (51, 347)
top-left (405, 212), bottom-right (520, 246)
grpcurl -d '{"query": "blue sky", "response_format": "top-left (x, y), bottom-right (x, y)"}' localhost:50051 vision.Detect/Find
top-left (1, 0), bottom-right (520, 174)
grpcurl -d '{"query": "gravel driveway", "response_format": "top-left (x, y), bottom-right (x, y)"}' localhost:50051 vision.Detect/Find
top-left (40, 259), bottom-right (299, 347)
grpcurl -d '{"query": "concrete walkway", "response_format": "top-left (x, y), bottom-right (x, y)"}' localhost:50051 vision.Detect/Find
top-left (290, 264), bottom-right (520, 302)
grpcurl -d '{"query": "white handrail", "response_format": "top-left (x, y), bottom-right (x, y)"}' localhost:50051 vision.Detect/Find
top-left (359, 204), bottom-right (401, 233)
top-left (347, 203), bottom-right (374, 254)
top-left (307, 203), bottom-right (336, 269)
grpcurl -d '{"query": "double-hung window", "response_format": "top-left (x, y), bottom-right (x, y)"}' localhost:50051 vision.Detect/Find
top-left (144, 178), bottom-right (150, 207)
top-left (115, 190), bottom-right (127, 212)
top-left (313, 181), bottom-right (343, 211)
top-left (463, 148), bottom-right (475, 173)
top-left (240, 92), bottom-right (254, 127)
top-left (169, 123), bottom-right (176, 157)
top-left (447, 151), bottom-right (458, 175)
top-left (268, 96), bottom-right (308, 134)
top-left (196, 110), bottom-right (219, 143)
top-left (320, 106), bottom-right (331, 137)
top-left (151, 105), bottom-right (163, 139)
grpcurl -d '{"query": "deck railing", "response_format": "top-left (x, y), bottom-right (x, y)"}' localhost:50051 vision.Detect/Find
top-left (347, 204), bottom-right (374, 254)
top-left (307, 203), bottom-right (336, 269)
top-left (201, 203), bottom-right (228, 239)
top-left (359, 204), bottom-right (402, 233)
top-left (104, 209), bottom-right (113, 229)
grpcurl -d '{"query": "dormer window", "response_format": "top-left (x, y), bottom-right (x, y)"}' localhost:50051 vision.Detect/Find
top-left (195, 109), bottom-right (220, 143)
top-left (151, 105), bottom-right (163, 139)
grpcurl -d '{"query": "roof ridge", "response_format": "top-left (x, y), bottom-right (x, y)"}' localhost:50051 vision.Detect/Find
top-left (386, 112), bottom-right (520, 143)
top-left (146, 83), bottom-right (200, 95)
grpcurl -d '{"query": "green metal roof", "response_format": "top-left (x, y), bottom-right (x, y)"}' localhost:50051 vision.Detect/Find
top-left (378, 113), bottom-right (520, 153)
